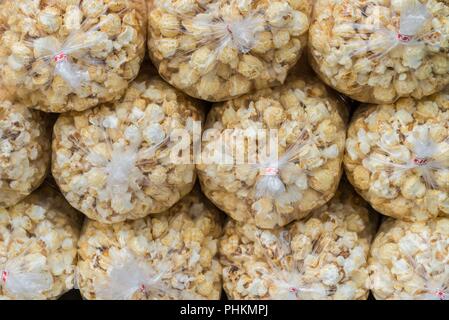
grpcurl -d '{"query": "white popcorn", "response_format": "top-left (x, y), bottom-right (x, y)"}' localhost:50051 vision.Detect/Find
top-left (52, 73), bottom-right (204, 224)
top-left (369, 218), bottom-right (449, 300)
top-left (147, 0), bottom-right (313, 101)
top-left (309, 0), bottom-right (449, 104)
top-left (0, 99), bottom-right (50, 208)
top-left (0, 186), bottom-right (82, 300)
top-left (197, 72), bottom-right (347, 229)
top-left (220, 183), bottom-right (377, 300)
top-left (77, 190), bottom-right (223, 300)
top-left (345, 91), bottom-right (449, 222)
top-left (0, 0), bottom-right (147, 113)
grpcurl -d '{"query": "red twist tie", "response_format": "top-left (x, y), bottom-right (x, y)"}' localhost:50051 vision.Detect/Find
top-left (397, 33), bottom-right (414, 43)
top-left (263, 167), bottom-right (279, 176)
top-left (436, 290), bottom-right (446, 300)
top-left (53, 52), bottom-right (68, 63)
top-left (413, 157), bottom-right (429, 166)
top-left (139, 284), bottom-right (146, 293)
top-left (1, 271), bottom-right (7, 283)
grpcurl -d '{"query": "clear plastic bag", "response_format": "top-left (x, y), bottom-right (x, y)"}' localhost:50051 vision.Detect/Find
top-left (52, 73), bottom-right (204, 224)
top-left (0, 98), bottom-right (51, 208)
top-left (219, 182), bottom-right (378, 300)
top-left (309, 0), bottom-right (449, 104)
top-left (0, 185), bottom-right (82, 300)
top-left (369, 217), bottom-right (449, 300)
top-left (0, 0), bottom-right (147, 113)
top-left (77, 189), bottom-right (223, 300)
top-left (197, 72), bottom-right (347, 229)
top-left (147, 0), bottom-right (313, 102)
top-left (345, 90), bottom-right (449, 222)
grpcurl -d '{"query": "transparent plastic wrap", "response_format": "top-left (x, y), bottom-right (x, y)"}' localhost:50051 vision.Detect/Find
top-left (309, 0), bottom-right (449, 104)
top-left (0, 0), bottom-right (147, 113)
top-left (52, 73), bottom-right (204, 224)
top-left (219, 182), bottom-right (378, 300)
top-left (0, 98), bottom-right (51, 208)
top-left (0, 186), bottom-right (82, 300)
top-left (147, 0), bottom-right (313, 102)
top-left (369, 217), bottom-right (449, 300)
top-left (197, 72), bottom-right (347, 229)
top-left (77, 189), bottom-right (223, 300)
top-left (344, 90), bottom-right (449, 222)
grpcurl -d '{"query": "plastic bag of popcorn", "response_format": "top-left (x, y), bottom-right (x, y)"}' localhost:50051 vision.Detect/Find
top-left (77, 189), bottom-right (223, 300)
top-left (0, 185), bottom-right (82, 300)
top-left (0, 98), bottom-right (51, 208)
top-left (219, 183), bottom-right (378, 300)
top-left (369, 217), bottom-right (449, 300)
top-left (309, 0), bottom-right (449, 104)
top-left (344, 90), bottom-right (449, 222)
top-left (147, 0), bottom-right (313, 102)
top-left (52, 73), bottom-right (204, 224)
top-left (197, 73), bottom-right (347, 229)
top-left (0, 0), bottom-right (147, 113)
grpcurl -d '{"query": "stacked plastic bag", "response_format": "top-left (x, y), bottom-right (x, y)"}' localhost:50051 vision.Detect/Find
top-left (0, 186), bottom-right (82, 300)
top-left (369, 217), bottom-right (449, 300)
top-left (147, 0), bottom-right (313, 101)
top-left (0, 0), bottom-right (447, 301)
top-left (0, 97), bottom-right (50, 207)
top-left (344, 90), bottom-right (449, 222)
top-left (0, 0), bottom-right (147, 112)
top-left (76, 190), bottom-right (223, 300)
top-left (220, 182), bottom-right (377, 300)
top-left (309, 0), bottom-right (449, 104)
top-left (197, 71), bottom-right (347, 229)
top-left (52, 73), bottom-right (204, 224)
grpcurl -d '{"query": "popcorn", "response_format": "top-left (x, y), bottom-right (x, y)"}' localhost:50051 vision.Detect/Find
top-left (0, 99), bottom-right (50, 208)
top-left (369, 218), bottom-right (449, 300)
top-left (309, 0), bottom-right (449, 104)
top-left (147, 0), bottom-right (313, 102)
top-left (52, 73), bottom-right (204, 224)
top-left (220, 183), bottom-right (377, 300)
top-left (197, 72), bottom-right (347, 229)
top-left (0, 186), bottom-right (82, 300)
top-left (344, 90), bottom-right (449, 222)
top-left (0, 0), bottom-right (147, 113)
top-left (77, 190), bottom-right (223, 300)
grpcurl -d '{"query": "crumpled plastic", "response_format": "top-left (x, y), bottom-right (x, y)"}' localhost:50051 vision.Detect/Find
top-left (147, 0), bottom-right (313, 101)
